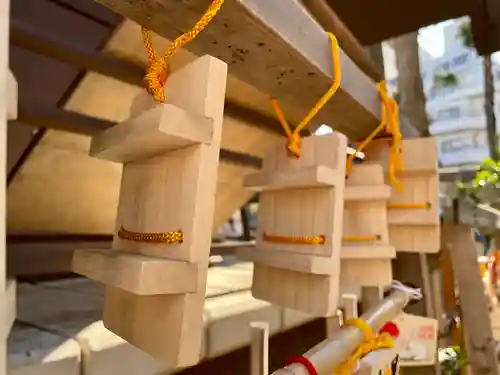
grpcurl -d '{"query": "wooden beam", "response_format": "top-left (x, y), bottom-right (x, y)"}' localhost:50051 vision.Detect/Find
top-left (299, 0), bottom-right (383, 82)
top-left (325, 0), bottom-right (469, 47)
top-left (471, 0), bottom-right (500, 55)
top-left (10, 19), bottom-right (300, 138)
top-left (95, 0), bottom-right (419, 138)
top-left (10, 19), bottom-right (141, 86)
top-left (16, 104), bottom-right (263, 169)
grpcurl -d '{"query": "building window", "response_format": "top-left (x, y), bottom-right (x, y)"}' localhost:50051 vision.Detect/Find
top-left (452, 53), bottom-right (468, 68)
top-left (437, 106), bottom-right (461, 120)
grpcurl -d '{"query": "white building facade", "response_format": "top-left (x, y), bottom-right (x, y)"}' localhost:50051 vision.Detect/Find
top-left (383, 19), bottom-right (500, 168)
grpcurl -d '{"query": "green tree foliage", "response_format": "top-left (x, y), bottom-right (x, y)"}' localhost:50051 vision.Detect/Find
top-left (433, 72), bottom-right (459, 88)
top-left (457, 158), bottom-right (500, 202)
top-left (457, 20), bottom-right (474, 48)
top-left (439, 346), bottom-right (468, 375)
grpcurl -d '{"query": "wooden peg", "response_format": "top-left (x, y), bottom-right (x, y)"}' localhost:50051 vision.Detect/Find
top-left (4, 279), bottom-right (16, 338)
top-left (363, 138), bottom-right (440, 253)
top-left (341, 293), bottom-right (359, 320)
top-left (239, 133), bottom-right (347, 316)
top-left (73, 55), bottom-right (228, 366)
top-left (250, 322), bottom-right (269, 375)
top-left (341, 163), bottom-right (395, 287)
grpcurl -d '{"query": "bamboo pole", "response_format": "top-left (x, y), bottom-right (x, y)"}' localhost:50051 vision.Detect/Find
top-left (272, 287), bottom-right (417, 375)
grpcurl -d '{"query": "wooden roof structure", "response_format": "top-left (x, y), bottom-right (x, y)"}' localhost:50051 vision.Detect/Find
top-left (325, 0), bottom-right (500, 56)
top-left (6, 0), bottom-right (500, 277)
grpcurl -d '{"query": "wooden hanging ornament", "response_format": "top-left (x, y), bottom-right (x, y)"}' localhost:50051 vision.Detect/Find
top-left (239, 132), bottom-right (347, 316)
top-left (4, 69), bottom-right (18, 338)
top-left (341, 163), bottom-right (395, 286)
top-left (73, 56), bottom-right (228, 366)
top-left (363, 138), bottom-right (440, 253)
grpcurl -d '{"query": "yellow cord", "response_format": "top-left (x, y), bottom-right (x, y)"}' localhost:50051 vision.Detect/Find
top-left (388, 202), bottom-right (431, 210)
top-left (263, 232), bottom-right (326, 245)
top-left (334, 318), bottom-right (395, 375)
top-left (342, 235), bottom-right (380, 242)
top-left (346, 82), bottom-right (404, 191)
top-left (271, 32), bottom-right (341, 158)
top-left (117, 226), bottom-right (183, 245)
top-left (141, 0), bottom-right (225, 103)
top-left (261, 234), bottom-right (381, 245)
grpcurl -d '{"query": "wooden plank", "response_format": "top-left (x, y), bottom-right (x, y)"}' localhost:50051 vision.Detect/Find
top-left (471, 0), bottom-right (500, 55)
top-left (324, 0), bottom-right (471, 46)
top-left (95, 0), bottom-right (417, 138)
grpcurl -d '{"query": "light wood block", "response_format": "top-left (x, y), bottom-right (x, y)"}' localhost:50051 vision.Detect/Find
top-left (341, 164), bottom-right (395, 287)
top-left (90, 104), bottom-right (213, 163)
top-left (237, 246), bottom-right (333, 275)
top-left (5, 279), bottom-right (16, 338)
top-left (73, 55), bottom-right (228, 367)
top-left (7, 70), bottom-right (17, 121)
top-left (245, 165), bottom-right (344, 192)
top-left (363, 138), bottom-right (440, 253)
top-left (241, 133), bottom-right (347, 316)
top-left (73, 249), bottom-right (199, 295)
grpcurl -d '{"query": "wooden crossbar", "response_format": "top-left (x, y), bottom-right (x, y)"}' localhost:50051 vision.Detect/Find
top-left (95, 0), bottom-right (419, 139)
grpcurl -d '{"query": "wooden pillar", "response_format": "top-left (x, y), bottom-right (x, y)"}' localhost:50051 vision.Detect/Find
top-left (443, 221), bottom-right (499, 375)
top-left (364, 43), bottom-right (386, 78)
top-left (73, 56), bottom-right (228, 367)
top-left (2, 0), bottom-right (16, 371)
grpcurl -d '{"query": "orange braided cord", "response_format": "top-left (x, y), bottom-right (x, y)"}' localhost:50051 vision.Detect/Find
top-left (271, 32), bottom-right (341, 158)
top-left (386, 97), bottom-right (404, 190)
top-left (263, 232), bottom-right (326, 245)
top-left (142, 0), bottom-right (225, 103)
top-left (388, 202), bottom-right (431, 210)
top-left (118, 226), bottom-right (183, 245)
top-left (346, 81), bottom-right (388, 177)
top-left (346, 81), bottom-right (404, 191)
top-left (342, 235), bottom-right (381, 242)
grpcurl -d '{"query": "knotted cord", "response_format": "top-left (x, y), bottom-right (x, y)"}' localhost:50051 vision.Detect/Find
top-left (141, 0), bottom-right (225, 103)
top-left (271, 32), bottom-right (341, 159)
